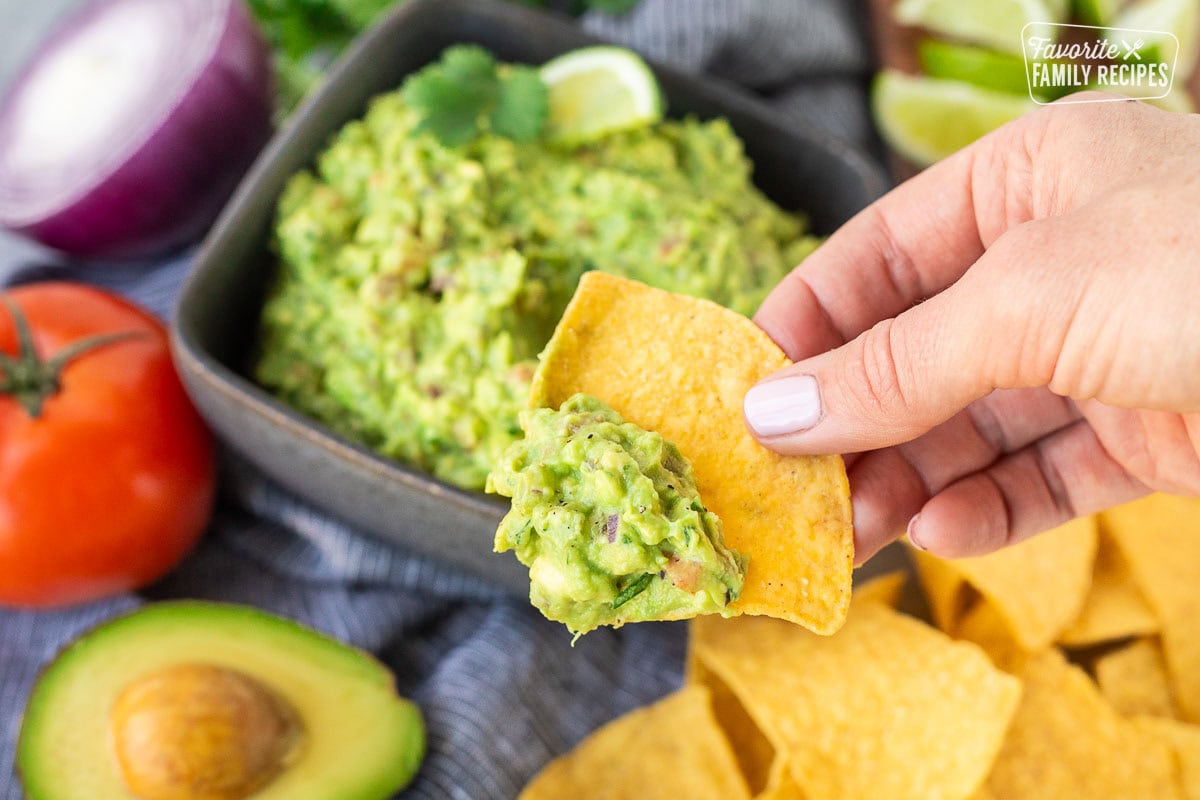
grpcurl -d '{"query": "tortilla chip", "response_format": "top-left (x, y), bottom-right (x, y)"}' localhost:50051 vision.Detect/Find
top-left (1095, 637), bottom-right (1179, 719)
top-left (691, 604), bottom-right (1019, 800)
top-left (519, 684), bottom-right (751, 800)
top-left (688, 655), bottom-right (776, 794)
top-left (909, 516), bottom-right (1097, 651)
top-left (1135, 716), bottom-right (1200, 800)
top-left (850, 570), bottom-right (907, 610)
top-left (907, 545), bottom-right (971, 633)
top-left (1058, 528), bottom-right (1159, 647)
top-left (986, 649), bottom-right (1181, 799)
top-left (754, 761), bottom-right (806, 800)
top-left (955, 600), bottom-right (1028, 673)
top-left (530, 272), bottom-right (853, 634)
top-left (1104, 494), bottom-right (1200, 722)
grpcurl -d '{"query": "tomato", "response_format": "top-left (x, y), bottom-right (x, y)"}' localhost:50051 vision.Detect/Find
top-left (0, 283), bottom-right (214, 607)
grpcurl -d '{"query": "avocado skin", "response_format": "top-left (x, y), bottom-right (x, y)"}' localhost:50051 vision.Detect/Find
top-left (17, 601), bottom-right (425, 800)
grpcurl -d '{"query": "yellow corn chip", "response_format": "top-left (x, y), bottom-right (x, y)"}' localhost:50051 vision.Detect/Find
top-left (909, 516), bottom-right (1097, 651)
top-left (986, 649), bottom-right (1181, 799)
top-left (908, 546), bottom-right (970, 633)
top-left (1059, 528), bottom-right (1159, 647)
top-left (850, 569), bottom-right (907, 610)
top-left (519, 684), bottom-right (751, 800)
top-left (754, 761), bottom-right (806, 800)
top-left (530, 272), bottom-right (853, 634)
top-left (1104, 494), bottom-right (1200, 722)
top-left (955, 600), bottom-right (1027, 673)
top-left (689, 655), bottom-right (776, 794)
top-left (1095, 637), bottom-right (1179, 719)
top-left (692, 604), bottom-right (1019, 800)
top-left (682, 641), bottom-right (705, 685)
top-left (1135, 716), bottom-right (1200, 800)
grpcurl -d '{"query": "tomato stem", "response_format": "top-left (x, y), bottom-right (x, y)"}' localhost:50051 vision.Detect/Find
top-left (0, 295), bottom-right (145, 419)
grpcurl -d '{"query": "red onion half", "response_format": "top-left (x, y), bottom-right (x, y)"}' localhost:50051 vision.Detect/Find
top-left (0, 0), bottom-right (273, 260)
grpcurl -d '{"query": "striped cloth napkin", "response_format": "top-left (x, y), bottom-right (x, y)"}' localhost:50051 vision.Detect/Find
top-left (0, 2), bottom-right (877, 797)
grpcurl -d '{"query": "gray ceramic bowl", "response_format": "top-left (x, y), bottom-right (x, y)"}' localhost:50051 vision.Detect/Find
top-left (171, 0), bottom-right (887, 594)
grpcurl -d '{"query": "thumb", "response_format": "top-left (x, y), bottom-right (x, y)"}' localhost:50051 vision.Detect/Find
top-left (743, 240), bottom-right (1030, 456)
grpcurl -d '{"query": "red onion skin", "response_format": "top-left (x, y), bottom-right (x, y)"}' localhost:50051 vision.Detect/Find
top-left (0, 0), bottom-right (273, 260)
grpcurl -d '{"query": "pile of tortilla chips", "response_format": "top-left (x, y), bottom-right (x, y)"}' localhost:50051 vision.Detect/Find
top-left (517, 273), bottom-right (1200, 798)
top-left (522, 493), bottom-right (1200, 799)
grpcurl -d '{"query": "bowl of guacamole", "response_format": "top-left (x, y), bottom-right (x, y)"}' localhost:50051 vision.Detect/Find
top-left (172, 0), bottom-right (885, 591)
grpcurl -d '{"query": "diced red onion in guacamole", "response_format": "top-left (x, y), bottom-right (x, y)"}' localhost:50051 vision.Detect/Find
top-left (0, 0), bottom-right (273, 259)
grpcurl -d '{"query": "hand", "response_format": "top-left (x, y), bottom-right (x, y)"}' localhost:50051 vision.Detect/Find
top-left (743, 96), bottom-right (1200, 564)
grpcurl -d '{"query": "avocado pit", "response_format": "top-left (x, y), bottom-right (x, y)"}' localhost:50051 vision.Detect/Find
top-left (109, 663), bottom-right (303, 800)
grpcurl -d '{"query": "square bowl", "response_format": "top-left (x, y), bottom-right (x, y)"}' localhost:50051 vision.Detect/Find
top-left (171, 0), bottom-right (887, 594)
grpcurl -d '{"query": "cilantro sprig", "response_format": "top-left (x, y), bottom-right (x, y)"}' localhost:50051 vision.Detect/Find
top-left (247, 0), bottom-right (395, 113)
top-left (402, 46), bottom-right (549, 147)
top-left (248, 0), bottom-right (640, 116)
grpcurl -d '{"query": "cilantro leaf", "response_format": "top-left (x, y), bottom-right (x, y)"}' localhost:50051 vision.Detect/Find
top-left (439, 45), bottom-right (501, 92)
top-left (403, 46), bottom-right (499, 146)
top-left (328, 0), bottom-right (398, 28)
top-left (491, 66), bottom-right (549, 142)
top-left (403, 46), bottom-right (549, 146)
top-left (247, 0), bottom-right (354, 60)
top-left (575, 0), bottom-right (642, 13)
top-left (248, 1), bottom-right (644, 116)
top-left (405, 77), bottom-right (484, 147)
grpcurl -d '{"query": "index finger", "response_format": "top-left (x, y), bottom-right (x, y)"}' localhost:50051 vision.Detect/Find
top-left (755, 118), bottom-right (1039, 361)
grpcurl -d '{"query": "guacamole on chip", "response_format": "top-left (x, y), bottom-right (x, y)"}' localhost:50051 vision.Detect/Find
top-left (254, 48), bottom-right (819, 492)
top-left (488, 394), bottom-right (746, 637)
top-left (528, 272), bottom-right (854, 636)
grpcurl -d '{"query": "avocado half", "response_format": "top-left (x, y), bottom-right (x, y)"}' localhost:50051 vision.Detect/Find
top-left (18, 601), bottom-right (424, 800)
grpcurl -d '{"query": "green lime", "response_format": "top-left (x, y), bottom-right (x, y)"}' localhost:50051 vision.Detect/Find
top-left (1073, 0), bottom-right (1129, 25)
top-left (917, 39), bottom-right (1032, 94)
top-left (872, 70), bottom-right (1036, 167)
top-left (918, 40), bottom-right (1076, 101)
top-left (1113, 0), bottom-right (1199, 73)
top-left (540, 46), bottom-right (664, 144)
top-left (895, 0), bottom-right (1070, 54)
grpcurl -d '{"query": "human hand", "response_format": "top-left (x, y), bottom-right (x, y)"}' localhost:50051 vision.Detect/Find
top-left (743, 96), bottom-right (1200, 564)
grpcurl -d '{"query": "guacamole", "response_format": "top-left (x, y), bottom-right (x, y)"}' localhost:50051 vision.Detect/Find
top-left (256, 70), bottom-right (819, 491)
top-left (488, 394), bottom-right (746, 636)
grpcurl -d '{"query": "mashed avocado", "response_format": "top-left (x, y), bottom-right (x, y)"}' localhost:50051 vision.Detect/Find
top-left (256, 69), bottom-right (819, 490)
top-left (488, 394), bottom-right (746, 636)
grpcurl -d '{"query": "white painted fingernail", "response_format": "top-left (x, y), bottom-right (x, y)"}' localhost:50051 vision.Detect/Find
top-left (744, 375), bottom-right (822, 437)
top-left (907, 514), bottom-right (926, 550)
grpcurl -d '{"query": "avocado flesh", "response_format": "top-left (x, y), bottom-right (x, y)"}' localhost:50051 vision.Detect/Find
top-left (18, 601), bottom-right (424, 800)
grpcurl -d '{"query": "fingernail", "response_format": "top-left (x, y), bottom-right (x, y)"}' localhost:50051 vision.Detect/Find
top-left (744, 375), bottom-right (822, 436)
top-left (907, 514), bottom-right (926, 551)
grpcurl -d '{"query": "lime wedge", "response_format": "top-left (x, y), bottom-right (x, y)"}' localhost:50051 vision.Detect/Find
top-left (1073, 0), bottom-right (1130, 25)
top-left (1113, 0), bottom-right (1199, 73)
top-left (917, 39), bottom-right (1032, 94)
top-left (872, 70), bottom-right (1036, 167)
top-left (895, 0), bottom-right (1070, 54)
top-left (918, 39), bottom-right (1076, 101)
top-left (540, 46), bottom-right (663, 144)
